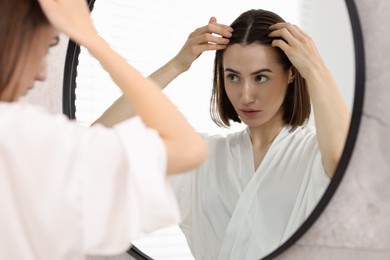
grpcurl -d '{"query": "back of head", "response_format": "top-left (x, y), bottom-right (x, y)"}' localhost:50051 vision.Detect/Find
top-left (0, 0), bottom-right (49, 100)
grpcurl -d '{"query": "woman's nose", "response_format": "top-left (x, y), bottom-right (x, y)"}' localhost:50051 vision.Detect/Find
top-left (240, 83), bottom-right (255, 104)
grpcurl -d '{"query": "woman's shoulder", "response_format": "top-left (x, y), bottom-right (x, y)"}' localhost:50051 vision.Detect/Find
top-left (0, 102), bottom-right (94, 146)
top-left (1, 102), bottom-right (56, 125)
top-left (0, 102), bottom-right (66, 121)
top-left (288, 123), bottom-right (317, 139)
top-left (278, 124), bottom-right (319, 152)
top-left (0, 102), bottom-right (41, 113)
top-left (281, 128), bottom-right (323, 166)
top-left (201, 128), bottom-right (247, 146)
top-left (1, 102), bottom-right (85, 133)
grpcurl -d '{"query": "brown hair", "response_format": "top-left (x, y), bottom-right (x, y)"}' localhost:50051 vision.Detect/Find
top-left (210, 9), bottom-right (311, 131)
top-left (0, 0), bottom-right (49, 100)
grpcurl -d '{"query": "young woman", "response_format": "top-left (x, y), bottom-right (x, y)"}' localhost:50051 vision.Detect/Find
top-left (97, 9), bottom-right (350, 260)
top-left (0, 0), bottom-right (208, 259)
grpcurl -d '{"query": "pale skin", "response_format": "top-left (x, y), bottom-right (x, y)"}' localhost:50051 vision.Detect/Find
top-left (10, 0), bottom-right (209, 174)
top-left (222, 43), bottom-right (293, 171)
top-left (96, 18), bottom-right (351, 178)
top-left (269, 23), bottom-right (351, 177)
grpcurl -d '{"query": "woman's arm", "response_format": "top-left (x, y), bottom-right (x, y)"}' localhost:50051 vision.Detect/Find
top-left (94, 17), bottom-right (233, 127)
top-left (38, 0), bottom-right (210, 174)
top-left (269, 23), bottom-right (351, 178)
top-left (92, 56), bottom-right (188, 127)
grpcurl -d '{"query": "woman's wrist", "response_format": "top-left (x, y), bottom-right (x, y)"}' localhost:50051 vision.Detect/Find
top-left (170, 54), bottom-right (192, 73)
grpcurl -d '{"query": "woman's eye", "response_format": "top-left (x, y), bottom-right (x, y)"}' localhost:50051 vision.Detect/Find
top-left (255, 75), bottom-right (267, 83)
top-left (226, 74), bottom-right (239, 82)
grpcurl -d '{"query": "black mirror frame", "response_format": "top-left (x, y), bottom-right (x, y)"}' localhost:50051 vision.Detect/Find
top-left (62, 0), bottom-right (365, 259)
top-left (263, 0), bottom-right (365, 258)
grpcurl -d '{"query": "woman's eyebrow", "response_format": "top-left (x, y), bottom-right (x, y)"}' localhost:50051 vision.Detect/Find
top-left (224, 68), bottom-right (272, 74)
top-left (250, 68), bottom-right (272, 75)
top-left (224, 68), bottom-right (240, 74)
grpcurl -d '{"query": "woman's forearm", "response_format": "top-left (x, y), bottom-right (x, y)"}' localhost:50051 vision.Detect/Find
top-left (94, 18), bottom-right (231, 128)
top-left (86, 35), bottom-right (207, 174)
top-left (306, 66), bottom-right (351, 178)
top-left (94, 57), bottom-right (186, 127)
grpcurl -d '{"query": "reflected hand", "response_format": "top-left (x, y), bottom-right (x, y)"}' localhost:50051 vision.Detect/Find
top-left (173, 17), bottom-right (233, 72)
top-left (38, 0), bottom-right (98, 46)
top-left (268, 23), bottom-right (326, 80)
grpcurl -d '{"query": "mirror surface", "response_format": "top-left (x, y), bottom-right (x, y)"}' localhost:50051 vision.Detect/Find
top-left (73, 0), bottom-right (355, 259)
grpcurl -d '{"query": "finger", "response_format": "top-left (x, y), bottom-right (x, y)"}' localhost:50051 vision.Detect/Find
top-left (188, 33), bottom-right (229, 46)
top-left (198, 33), bottom-right (230, 45)
top-left (293, 24), bottom-right (309, 38)
top-left (269, 22), bottom-right (293, 31)
top-left (268, 27), bottom-right (297, 46)
top-left (271, 38), bottom-right (291, 55)
top-left (194, 23), bottom-right (233, 38)
top-left (209, 16), bottom-right (233, 32)
top-left (193, 24), bottom-right (232, 38)
top-left (269, 22), bottom-right (304, 41)
top-left (205, 43), bottom-right (228, 51)
top-left (195, 43), bottom-right (228, 53)
top-left (215, 23), bottom-right (234, 33)
top-left (209, 16), bottom-right (217, 24)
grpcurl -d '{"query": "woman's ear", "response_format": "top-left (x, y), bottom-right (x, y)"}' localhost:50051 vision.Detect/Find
top-left (288, 67), bottom-right (296, 84)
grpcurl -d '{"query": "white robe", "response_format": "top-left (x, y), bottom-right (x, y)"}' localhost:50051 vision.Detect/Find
top-left (169, 125), bottom-right (330, 260)
top-left (0, 103), bottom-right (179, 260)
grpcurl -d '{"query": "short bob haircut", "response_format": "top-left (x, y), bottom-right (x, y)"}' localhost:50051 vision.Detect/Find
top-left (210, 9), bottom-right (311, 131)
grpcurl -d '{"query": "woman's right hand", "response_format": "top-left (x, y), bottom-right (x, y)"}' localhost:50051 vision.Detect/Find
top-left (172, 17), bottom-right (233, 72)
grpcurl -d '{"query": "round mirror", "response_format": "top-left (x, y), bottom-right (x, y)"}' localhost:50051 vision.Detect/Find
top-left (63, 0), bottom-right (364, 259)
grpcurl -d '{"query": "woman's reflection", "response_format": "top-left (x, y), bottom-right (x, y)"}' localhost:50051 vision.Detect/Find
top-left (95, 9), bottom-right (350, 260)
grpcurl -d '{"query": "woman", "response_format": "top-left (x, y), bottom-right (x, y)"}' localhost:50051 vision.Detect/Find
top-left (0, 0), bottom-right (208, 259)
top-left (97, 9), bottom-right (350, 260)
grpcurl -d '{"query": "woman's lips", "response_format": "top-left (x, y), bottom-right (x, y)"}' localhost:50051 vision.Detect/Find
top-left (240, 109), bottom-right (261, 118)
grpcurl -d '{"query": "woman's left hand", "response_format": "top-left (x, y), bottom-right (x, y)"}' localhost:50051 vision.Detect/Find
top-left (268, 23), bottom-right (325, 80)
top-left (270, 23), bottom-right (351, 178)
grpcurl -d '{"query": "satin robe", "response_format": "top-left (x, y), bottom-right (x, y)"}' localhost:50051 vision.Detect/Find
top-left (169, 125), bottom-right (330, 260)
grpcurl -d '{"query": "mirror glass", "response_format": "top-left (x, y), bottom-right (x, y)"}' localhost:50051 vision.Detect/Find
top-left (71, 0), bottom-right (356, 259)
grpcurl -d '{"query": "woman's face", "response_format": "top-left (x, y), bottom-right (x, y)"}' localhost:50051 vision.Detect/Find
top-left (2, 26), bottom-right (59, 101)
top-left (223, 43), bottom-right (293, 129)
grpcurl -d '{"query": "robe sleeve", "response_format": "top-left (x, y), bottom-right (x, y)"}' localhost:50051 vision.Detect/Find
top-left (305, 130), bottom-right (332, 215)
top-left (167, 133), bottom-right (211, 223)
top-left (82, 117), bottom-right (181, 254)
top-left (0, 104), bottom-right (180, 258)
top-left (168, 160), bottom-right (197, 229)
top-left (306, 144), bottom-right (331, 217)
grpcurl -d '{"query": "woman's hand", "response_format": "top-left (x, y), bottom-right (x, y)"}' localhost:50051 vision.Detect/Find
top-left (172, 17), bottom-right (233, 72)
top-left (38, 0), bottom-right (98, 46)
top-left (268, 23), bottom-right (325, 80)
top-left (270, 22), bottom-right (351, 178)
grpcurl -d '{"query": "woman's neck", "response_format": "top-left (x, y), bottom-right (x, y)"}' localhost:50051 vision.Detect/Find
top-left (247, 111), bottom-right (285, 150)
top-left (247, 119), bottom-right (285, 171)
top-left (248, 123), bottom-right (284, 149)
